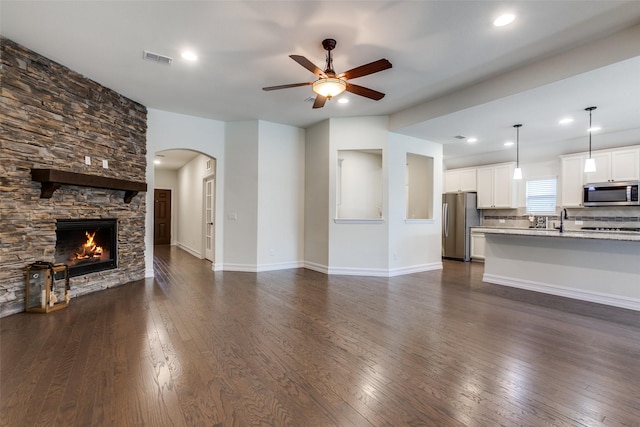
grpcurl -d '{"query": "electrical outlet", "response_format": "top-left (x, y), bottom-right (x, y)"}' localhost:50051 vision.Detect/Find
top-left (499, 219), bottom-right (506, 224)
top-left (227, 213), bottom-right (237, 221)
top-left (102, 159), bottom-right (109, 169)
top-left (575, 220), bottom-right (584, 225)
top-left (84, 156), bottom-right (91, 165)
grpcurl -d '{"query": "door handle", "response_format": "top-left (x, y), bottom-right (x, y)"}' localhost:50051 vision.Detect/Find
top-left (443, 203), bottom-right (449, 237)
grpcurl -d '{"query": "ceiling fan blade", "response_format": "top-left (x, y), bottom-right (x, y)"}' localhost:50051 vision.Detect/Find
top-left (337, 59), bottom-right (392, 80)
top-left (345, 83), bottom-right (385, 100)
top-left (262, 82), bottom-right (312, 91)
top-left (290, 55), bottom-right (327, 77)
top-left (312, 95), bottom-right (327, 109)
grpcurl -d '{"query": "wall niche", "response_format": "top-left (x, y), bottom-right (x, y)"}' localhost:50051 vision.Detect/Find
top-left (406, 153), bottom-right (434, 220)
top-left (336, 149), bottom-right (383, 219)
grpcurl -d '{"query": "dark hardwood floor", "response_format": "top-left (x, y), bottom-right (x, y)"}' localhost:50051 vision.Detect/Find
top-left (2, 246), bottom-right (639, 426)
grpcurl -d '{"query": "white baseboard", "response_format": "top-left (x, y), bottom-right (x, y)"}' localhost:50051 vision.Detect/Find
top-left (257, 261), bottom-right (304, 272)
top-left (387, 262), bottom-right (443, 277)
top-left (218, 260), bottom-right (443, 278)
top-left (483, 273), bottom-right (640, 312)
top-left (145, 268), bottom-right (155, 278)
top-left (176, 242), bottom-right (202, 259)
top-left (326, 262), bottom-right (442, 277)
top-left (223, 261), bottom-right (304, 273)
top-left (222, 263), bottom-right (256, 272)
top-left (303, 261), bottom-right (329, 274)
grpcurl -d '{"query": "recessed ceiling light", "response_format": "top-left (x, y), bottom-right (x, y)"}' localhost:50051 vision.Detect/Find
top-left (504, 141), bottom-right (514, 147)
top-left (588, 126), bottom-right (601, 132)
top-left (559, 118), bottom-right (574, 124)
top-left (493, 13), bottom-right (515, 27)
top-left (337, 97), bottom-right (349, 104)
top-left (154, 159), bottom-right (161, 165)
top-left (467, 138), bottom-right (478, 143)
top-left (181, 51), bottom-right (198, 61)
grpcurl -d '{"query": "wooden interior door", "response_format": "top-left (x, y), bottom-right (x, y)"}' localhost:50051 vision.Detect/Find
top-left (154, 189), bottom-right (171, 245)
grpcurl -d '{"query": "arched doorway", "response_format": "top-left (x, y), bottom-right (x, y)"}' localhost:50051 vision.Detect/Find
top-left (153, 149), bottom-right (217, 265)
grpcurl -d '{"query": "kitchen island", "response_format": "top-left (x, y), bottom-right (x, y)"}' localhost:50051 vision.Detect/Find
top-left (473, 227), bottom-right (640, 311)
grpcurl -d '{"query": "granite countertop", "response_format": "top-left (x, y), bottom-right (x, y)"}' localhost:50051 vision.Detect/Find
top-left (470, 226), bottom-right (640, 242)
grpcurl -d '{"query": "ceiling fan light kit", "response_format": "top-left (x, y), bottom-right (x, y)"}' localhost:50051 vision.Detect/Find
top-left (312, 78), bottom-right (346, 98)
top-left (263, 38), bottom-right (392, 109)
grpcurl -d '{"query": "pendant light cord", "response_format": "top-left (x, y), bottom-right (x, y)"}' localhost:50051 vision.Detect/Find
top-left (589, 109), bottom-right (592, 158)
top-left (586, 106), bottom-right (597, 158)
top-left (514, 124), bottom-right (522, 166)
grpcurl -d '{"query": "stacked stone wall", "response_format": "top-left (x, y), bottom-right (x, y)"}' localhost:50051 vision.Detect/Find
top-left (0, 37), bottom-right (147, 317)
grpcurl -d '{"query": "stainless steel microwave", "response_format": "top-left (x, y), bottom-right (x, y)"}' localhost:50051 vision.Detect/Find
top-left (583, 181), bottom-right (640, 206)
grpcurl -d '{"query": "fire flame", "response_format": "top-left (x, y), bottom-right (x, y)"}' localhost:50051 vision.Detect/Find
top-left (76, 231), bottom-right (103, 260)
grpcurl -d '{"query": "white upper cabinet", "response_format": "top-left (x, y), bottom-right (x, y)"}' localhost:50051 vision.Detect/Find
top-left (585, 147), bottom-right (640, 183)
top-left (611, 148), bottom-right (639, 181)
top-left (476, 163), bottom-right (517, 208)
top-left (444, 168), bottom-right (476, 193)
top-left (560, 146), bottom-right (640, 207)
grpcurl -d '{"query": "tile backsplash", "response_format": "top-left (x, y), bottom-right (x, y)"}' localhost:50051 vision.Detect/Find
top-left (481, 207), bottom-right (640, 231)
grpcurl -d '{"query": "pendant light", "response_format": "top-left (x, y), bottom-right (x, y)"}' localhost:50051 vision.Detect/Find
top-left (584, 106), bottom-right (597, 173)
top-left (513, 124), bottom-right (523, 180)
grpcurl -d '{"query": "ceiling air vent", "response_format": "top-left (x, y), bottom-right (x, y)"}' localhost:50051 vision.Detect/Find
top-left (143, 50), bottom-right (173, 65)
top-left (453, 135), bottom-right (466, 140)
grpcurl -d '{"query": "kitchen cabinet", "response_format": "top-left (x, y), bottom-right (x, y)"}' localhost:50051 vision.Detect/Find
top-left (561, 146), bottom-right (640, 207)
top-left (585, 147), bottom-right (640, 183)
top-left (444, 168), bottom-right (476, 193)
top-left (560, 154), bottom-right (586, 207)
top-left (476, 163), bottom-right (517, 208)
top-left (470, 231), bottom-right (485, 261)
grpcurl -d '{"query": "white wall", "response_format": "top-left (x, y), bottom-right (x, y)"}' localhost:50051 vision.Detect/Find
top-left (303, 116), bottom-right (444, 276)
top-left (304, 120), bottom-right (330, 270)
top-left (388, 132), bottom-right (443, 274)
top-left (256, 121), bottom-right (305, 270)
top-left (146, 109), bottom-right (225, 276)
top-left (223, 121), bottom-right (259, 270)
top-left (154, 169), bottom-right (178, 245)
top-left (328, 117), bottom-right (390, 273)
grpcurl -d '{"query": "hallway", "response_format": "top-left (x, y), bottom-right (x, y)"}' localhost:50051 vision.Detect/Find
top-left (2, 246), bottom-right (639, 426)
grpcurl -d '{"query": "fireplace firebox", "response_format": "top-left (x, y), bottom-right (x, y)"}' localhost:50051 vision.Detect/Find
top-left (55, 219), bottom-right (118, 277)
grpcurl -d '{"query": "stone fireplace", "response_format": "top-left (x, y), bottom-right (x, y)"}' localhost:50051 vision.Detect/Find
top-left (0, 37), bottom-right (148, 317)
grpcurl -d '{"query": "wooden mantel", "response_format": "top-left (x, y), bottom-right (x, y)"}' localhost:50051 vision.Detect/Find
top-left (31, 168), bottom-right (147, 203)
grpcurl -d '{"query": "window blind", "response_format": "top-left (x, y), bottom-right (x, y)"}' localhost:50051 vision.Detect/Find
top-left (526, 178), bottom-right (557, 214)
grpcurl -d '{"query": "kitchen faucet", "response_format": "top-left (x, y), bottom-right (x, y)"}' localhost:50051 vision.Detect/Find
top-left (557, 208), bottom-right (568, 233)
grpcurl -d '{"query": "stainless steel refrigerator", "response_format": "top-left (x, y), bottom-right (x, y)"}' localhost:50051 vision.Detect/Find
top-left (442, 192), bottom-right (480, 261)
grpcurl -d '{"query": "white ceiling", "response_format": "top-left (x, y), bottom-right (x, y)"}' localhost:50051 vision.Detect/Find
top-left (154, 149), bottom-right (199, 171)
top-left (2, 1), bottom-right (640, 169)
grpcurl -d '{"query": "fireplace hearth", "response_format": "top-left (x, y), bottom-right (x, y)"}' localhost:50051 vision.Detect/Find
top-left (55, 219), bottom-right (118, 277)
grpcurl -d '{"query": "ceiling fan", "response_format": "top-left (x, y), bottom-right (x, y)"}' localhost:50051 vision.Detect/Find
top-left (262, 38), bottom-right (392, 109)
